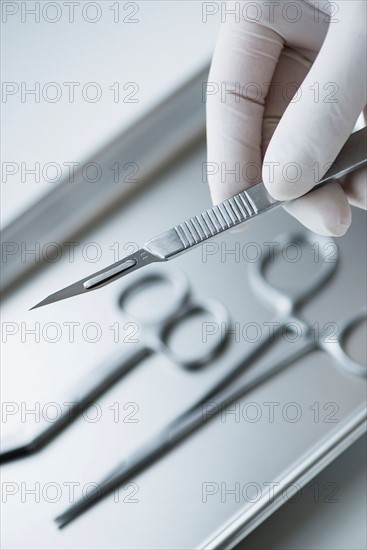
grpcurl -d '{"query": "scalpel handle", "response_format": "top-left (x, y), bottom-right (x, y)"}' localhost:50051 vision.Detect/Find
top-left (145, 127), bottom-right (367, 260)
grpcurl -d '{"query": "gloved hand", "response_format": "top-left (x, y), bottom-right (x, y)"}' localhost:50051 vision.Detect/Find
top-left (206, 0), bottom-right (366, 236)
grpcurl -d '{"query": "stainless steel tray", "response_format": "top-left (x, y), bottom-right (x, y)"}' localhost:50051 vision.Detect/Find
top-left (1, 75), bottom-right (366, 549)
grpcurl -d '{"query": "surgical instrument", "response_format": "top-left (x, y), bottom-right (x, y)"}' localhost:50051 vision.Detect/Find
top-left (31, 127), bottom-right (367, 310)
top-left (54, 232), bottom-right (367, 527)
top-left (0, 271), bottom-right (229, 463)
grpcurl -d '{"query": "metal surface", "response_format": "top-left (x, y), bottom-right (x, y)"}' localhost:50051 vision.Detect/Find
top-left (1, 141), bottom-right (366, 549)
top-left (207, 414), bottom-right (367, 550)
top-left (234, 433), bottom-right (367, 550)
top-left (31, 127), bottom-right (367, 310)
top-left (1, 65), bottom-right (209, 295)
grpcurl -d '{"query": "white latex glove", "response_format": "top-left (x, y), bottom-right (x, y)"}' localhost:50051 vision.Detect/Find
top-left (206, 0), bottom-right (367, 236)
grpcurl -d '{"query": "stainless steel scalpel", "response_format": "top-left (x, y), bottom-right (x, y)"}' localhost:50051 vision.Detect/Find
top-left (31, 127), bottom-right (367, 310)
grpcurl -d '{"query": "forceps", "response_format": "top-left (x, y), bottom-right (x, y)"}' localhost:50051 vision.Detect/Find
top-left (55, 232), bottom-right (366, 527)
top-left (31, 126), bottom-right (367, 310)
top-left (0, 270), bottom-right (229, 463)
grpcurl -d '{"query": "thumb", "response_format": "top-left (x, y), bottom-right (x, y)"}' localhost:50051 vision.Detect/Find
top-left (262, 1), bottom-right (367, 201)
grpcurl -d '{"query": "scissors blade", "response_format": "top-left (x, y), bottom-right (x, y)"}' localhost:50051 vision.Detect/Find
top-left (30, 249), bottom-right (160, 310)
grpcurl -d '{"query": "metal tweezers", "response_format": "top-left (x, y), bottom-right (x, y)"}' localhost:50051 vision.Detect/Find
top-left (31, 127), bottom-right (367, 310)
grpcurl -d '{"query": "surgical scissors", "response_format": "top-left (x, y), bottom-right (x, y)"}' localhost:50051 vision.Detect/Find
top-left (0, 270), bottom-right (229, 463)
top-left (31, 126), bottom-right (367, 310)
top-left (55, 232), bottom-right (366, 527)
